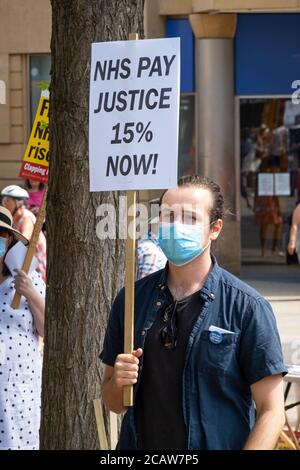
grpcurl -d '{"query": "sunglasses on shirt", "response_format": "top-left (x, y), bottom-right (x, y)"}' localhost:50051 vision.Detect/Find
top-left (159, 300), bottom-right (178, 350)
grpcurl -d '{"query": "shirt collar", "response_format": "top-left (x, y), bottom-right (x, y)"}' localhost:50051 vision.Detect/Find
top-left (148, 232), bottom-right (160, 246)
top-left (156, 255), bottom-right (221, 301)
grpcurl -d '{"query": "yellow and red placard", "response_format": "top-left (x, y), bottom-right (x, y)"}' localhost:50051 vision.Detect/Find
top-left (19, 94), bottom-right (49, 184)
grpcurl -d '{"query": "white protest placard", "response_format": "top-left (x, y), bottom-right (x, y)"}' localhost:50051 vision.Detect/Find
top-left (5, 241), bottom-right (38, 276)
top-left (89, 38), bottom-right (180, 191)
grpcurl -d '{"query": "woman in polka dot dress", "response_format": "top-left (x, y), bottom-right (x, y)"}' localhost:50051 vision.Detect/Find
top-left (0, 206), bottom-right (45, 450)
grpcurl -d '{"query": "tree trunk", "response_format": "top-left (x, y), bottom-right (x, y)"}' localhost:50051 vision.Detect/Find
top-left (40, 0), bottom-right (145, 450)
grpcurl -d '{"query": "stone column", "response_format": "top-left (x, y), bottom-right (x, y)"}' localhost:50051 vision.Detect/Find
top-left (189, 13), bottom-right (241, 274)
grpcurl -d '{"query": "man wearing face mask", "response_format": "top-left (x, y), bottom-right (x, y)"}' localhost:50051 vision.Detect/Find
top-left (100, 175), bottom-right (287, 450)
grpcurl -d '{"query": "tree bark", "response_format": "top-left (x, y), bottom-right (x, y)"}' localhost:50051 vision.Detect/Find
top-left (40, 0), bottom-right (145, 450)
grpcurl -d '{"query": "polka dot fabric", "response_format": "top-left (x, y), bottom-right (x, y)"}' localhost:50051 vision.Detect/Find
top-left (0, 271), bottom-right (45, 450)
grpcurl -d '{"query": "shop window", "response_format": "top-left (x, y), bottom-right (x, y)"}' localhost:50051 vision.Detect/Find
top-left (29, 55), bottom-right (51, 128)
top-left (179, 94), bottom-right (196, 176)
top-left (240, 98), bottom-right (300, 262)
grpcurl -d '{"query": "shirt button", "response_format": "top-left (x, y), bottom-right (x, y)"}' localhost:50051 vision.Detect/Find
top-left (156, 301), bottom-right (162, 307)
top-left (141, 330), bottom-right (146, 336)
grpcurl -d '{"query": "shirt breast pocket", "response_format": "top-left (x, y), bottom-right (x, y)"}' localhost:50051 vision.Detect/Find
top-left (198, 330), bottom-right (239, 374)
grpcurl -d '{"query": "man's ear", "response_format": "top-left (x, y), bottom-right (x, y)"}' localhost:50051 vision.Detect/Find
top-left (210, 219), bottom-right (223, 241)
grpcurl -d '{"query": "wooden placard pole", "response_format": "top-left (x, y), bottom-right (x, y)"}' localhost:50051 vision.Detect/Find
top-left (123, 189), bottom-right (137, 407)
top-left (123, 32), bottom-right (139, 407)
top-left (284, 412), bottom-right (300, 450)
top-left (11, 186), bottom-right (48, 309)
top-left (279, 430), bottom-right (297, 450)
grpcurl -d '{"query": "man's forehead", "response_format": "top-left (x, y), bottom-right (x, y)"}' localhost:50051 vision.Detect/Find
top-left (162, 186), bottom-right (213, 208)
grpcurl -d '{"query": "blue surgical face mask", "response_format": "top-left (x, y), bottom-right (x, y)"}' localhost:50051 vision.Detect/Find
top-left (0, 236), bottom-right (7, 258)
top-left (158, 221), bottom-right (212, 266)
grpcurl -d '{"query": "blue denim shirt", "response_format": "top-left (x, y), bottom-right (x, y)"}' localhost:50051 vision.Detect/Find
top-left (100, 257), bottom-right (287, 450)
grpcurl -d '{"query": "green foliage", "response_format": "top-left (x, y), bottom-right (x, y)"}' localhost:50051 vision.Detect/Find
top-left (37, 81), bottom-right (50, 91)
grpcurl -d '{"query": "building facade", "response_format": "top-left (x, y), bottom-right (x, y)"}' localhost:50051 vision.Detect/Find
top-left (0, 0), bottom-right (51, 188)
top-left (1, 0), bottom-right (300, 273)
